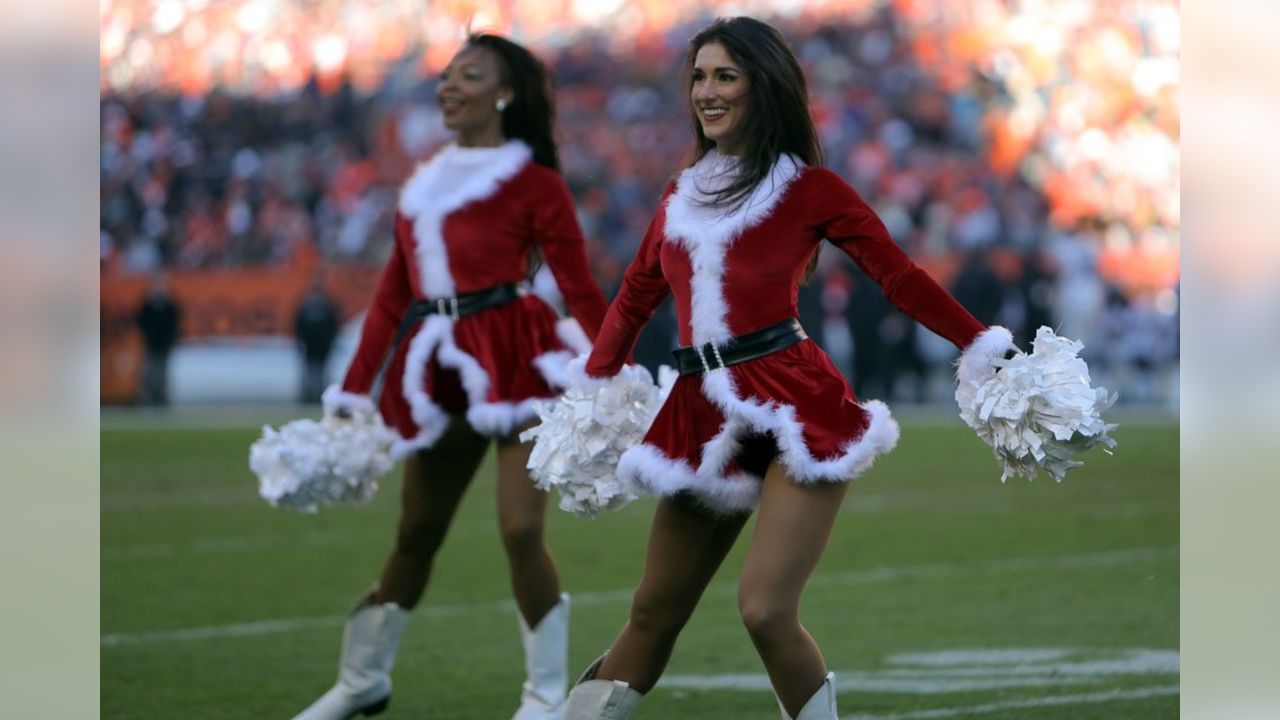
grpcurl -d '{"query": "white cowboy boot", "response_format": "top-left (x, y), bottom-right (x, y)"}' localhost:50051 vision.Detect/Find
top-left (293, 587), bottom-right (409, 720)
top-left (562, 655), bottom-right (642, 720)
top-left (778, 672), bottom-right (837, 720)
top-left (512, 593), bottom-right (571, 720)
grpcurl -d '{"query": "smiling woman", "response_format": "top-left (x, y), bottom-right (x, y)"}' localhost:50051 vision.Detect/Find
top-left (286, 32), bottom-right (608, 720)
top-left (551, 16), bottom-right (1034, 720)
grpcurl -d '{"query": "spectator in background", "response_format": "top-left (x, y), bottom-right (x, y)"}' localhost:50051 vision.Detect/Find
top-left (293, 275), bottom-right (341, 404)
top-left (950, 249), bottom-right (1005, 327)
top-left (135, 274), bottom-right (181, 405)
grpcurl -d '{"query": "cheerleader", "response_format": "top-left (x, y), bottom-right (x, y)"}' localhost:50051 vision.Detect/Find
top-left (559, 18), bottom-right (1017, 720)
top-left (295, 34), bottom-right (608, 720)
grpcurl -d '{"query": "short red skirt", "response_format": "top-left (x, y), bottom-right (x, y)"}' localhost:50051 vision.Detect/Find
top-left (379, 295), bottom-right (587, 456)
top-left (617, 339), bottom-right (900, 514)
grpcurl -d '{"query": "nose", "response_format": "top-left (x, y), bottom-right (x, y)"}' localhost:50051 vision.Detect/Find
top-left (694, 81), bottom-right (718, 105)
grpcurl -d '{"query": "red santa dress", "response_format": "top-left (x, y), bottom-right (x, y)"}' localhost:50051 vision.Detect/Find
top-left (325, 140), bottom-right (608, 458)
top-left (584, 151), bottom-right (1014, 514)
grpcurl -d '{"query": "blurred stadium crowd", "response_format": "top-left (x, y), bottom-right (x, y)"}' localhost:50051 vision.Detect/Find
top-left (99, 0), bottom-right (1179, 406)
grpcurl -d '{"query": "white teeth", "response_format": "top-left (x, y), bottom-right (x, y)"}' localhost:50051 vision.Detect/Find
top-left (702, 108), bottom-right (727, 119)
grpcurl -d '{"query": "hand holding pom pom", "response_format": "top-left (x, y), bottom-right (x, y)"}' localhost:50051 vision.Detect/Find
top-left (249, 386), bottom-right (398, 512)
top-left (520, 359), bottom-right (672, 517)
top-left (956, 326), bottom-right (1117, 482)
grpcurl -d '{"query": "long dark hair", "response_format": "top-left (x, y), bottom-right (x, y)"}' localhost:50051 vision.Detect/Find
top-left (683, 17), bottom-right (824, 208)
top-left (684, 17), bottom-right (825, 280)
top-left (467, 33), bottom-right (560, 170)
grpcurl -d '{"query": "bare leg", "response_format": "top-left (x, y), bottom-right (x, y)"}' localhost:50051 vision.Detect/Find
top-left (496, 428), bottom-right (561, 626)
top-left (737, 462), bottom-right (848, 717)
top-left (375, 420), bottom-right (490, 608)
top-left (596, 495), bottom-right (750, 693)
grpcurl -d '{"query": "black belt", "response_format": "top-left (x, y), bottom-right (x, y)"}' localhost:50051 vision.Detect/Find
top-left (672, 318), bottom-right (808, 376)
top-left (371, 282), bottom-right (525, 401)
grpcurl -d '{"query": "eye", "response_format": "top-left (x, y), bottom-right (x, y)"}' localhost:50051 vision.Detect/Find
top-left (718, 71), bottom-right (738, 82)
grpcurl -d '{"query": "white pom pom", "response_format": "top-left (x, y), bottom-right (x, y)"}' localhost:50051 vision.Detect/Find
top-left (520, 364), bottom-right (665, 517)
top-left (956, 326), bottom-right (1117, 482)
top-left (249, 409), bottom-right (398, 513)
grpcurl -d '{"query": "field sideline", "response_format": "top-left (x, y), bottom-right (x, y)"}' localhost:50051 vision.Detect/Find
top-left (102, 411), bottom-right (1177, 719)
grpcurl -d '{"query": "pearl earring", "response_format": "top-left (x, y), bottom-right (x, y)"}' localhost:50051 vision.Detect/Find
top-left (496, 98), bottom-right (508, 112)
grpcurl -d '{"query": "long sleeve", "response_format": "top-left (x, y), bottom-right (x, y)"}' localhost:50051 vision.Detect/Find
top-left (584, 192), bottom-right (673, 377)
top-left (532, 175), bottom-right (609, 340)
top-left (809, 169), bottom-right (986, 350)
top-left (340, 212), bottom-right (415, 394)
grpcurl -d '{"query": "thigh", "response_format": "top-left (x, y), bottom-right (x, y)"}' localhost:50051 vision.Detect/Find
top-left (495, 424), bottom-right (546, 529)
top-left (633, 496), bottom-right (750, 616)
top-left (739, 463), bottom-right (848, 609)
top-left (399, 418), bottom-right (491, 528)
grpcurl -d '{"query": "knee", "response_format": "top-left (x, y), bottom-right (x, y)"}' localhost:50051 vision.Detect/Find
top-left (394, 512), bottom-right (449, 557)
top-left (738, 590), bottom-right (796, 646)
top-left (628, 590), bottom-right (691, 639)
top-left (498, 516), bottom-right (545, 557)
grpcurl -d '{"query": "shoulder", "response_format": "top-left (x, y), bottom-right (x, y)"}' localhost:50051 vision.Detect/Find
top-left (791, 166), bottom-right (870, 211)
top-left (516, 161), bottom-right (569, 192)
top-left (793, 166), bottom-right (851, 194)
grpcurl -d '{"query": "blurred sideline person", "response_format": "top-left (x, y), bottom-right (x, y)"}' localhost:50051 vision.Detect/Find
top-left (293, 34), bottom-right (608, 720)
top-left (559, 18), bottom-right (1017, 719)
top-left (294, 274), bottom-right (341, 404)
top-left (134, 273), bottom-right (181, 406)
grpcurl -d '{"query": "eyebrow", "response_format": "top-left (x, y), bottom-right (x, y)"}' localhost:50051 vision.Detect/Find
top-left (693, 66), bottom-right (741, 73)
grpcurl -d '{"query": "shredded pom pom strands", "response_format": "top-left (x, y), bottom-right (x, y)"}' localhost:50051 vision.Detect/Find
top-left (249, 406), bottom-right (397, 513)
top-left (520, 362), bottom-right (671, 517)
top-left (956, 326), bottom-right (1117, 482)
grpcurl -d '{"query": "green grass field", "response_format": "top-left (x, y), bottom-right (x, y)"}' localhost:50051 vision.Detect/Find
top-left (102, 412), bottom-right (1177, 719)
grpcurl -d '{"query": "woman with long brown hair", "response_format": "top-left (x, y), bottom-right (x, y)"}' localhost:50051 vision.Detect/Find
top-left (558, 17), bottom-right (1017, 719)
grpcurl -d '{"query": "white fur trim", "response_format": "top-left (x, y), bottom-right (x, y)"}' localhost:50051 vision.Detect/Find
top-left (466, 399), bottom-right (541, 437)
top-left (617, 385), bottom-right (900, 514)
top-left (321, 385), bottom-right (374, 417)
top-left (700, 368), bottom-right (900, 482)
top-left (956, 326), bottom-right (1017, 388)
top-left (561, 355), bottom-right (611, 392)
top-left (396, 315), bottom-right (453, 455)
top-left (530, 319), bottom-right (594, 390)
top-left (617, 443), bottom-right (762, 515)
top-left (555, 317), bottom-right (593, 354)
top-left (660, 153), bottom-right (896, 490)
top-left (663, 151), bottom-right (803, 345)
top-left (394, 312), bottom-right (554, 449)
top-left (532, 350), bottom-right (577, 390)
top-left (399, 141), bottom-right (533, 297)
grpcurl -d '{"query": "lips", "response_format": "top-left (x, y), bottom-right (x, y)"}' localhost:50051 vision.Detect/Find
top-left (440, 97), bottom-right (464, 115)
top-left (701, 107), bottom-right (728, 123)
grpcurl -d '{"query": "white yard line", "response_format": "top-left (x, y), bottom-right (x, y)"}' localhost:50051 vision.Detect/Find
top-left (842, 685), bottom-right (1179, 719)
top-left (101, 546), bottom-right (1176, 648)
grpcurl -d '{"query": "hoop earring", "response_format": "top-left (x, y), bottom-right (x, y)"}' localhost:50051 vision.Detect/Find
top-left (496, 98), bottom-right (508, 112)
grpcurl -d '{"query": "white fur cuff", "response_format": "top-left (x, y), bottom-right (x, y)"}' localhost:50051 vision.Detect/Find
top-left (955, 326), bottom-right (1017, 387)
top-left (322, 385), bottom-right (375, 418)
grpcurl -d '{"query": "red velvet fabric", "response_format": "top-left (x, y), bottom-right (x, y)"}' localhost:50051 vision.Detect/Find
top-left (588, 166), bottom-right (987, 482)
top-left (643, 340), bottom-right (870, 469)
top-left (340, 161), bottom-right (607, 431)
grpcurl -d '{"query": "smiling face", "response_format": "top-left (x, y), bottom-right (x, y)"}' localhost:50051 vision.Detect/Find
top-left (436, 44), bottom-right (512, 135)
top-left (691, 42), bottom-right (751, 155)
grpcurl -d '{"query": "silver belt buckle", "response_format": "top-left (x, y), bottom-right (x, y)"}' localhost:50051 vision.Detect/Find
top-left (697, 343), bottom-right (725, 372)
top-left (435, 296), bottom-right (460, 319)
